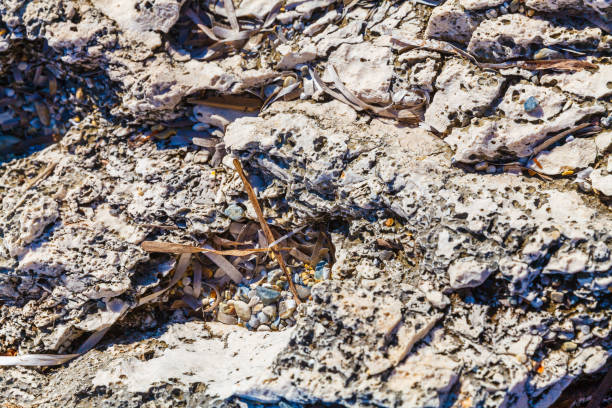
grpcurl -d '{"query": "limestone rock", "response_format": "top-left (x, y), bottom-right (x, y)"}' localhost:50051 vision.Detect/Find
top-left (92, 0), bottom-right (184, 49)
top-left (424, 58), bottom-right (505, 133)
top-left (460, 0), bottom-right (505, 9)
top-left (528, 138), bottom-right (597, 176)
top-left (425, 0), bottom-right (483, 45)
top-left (591, 167), bottom-right (612, 196)
top-left (498, 83), bottom-right (566, 123)
top-left (595, 130), bottom-right (612, 153)
top-left (468, 14), bottom-right (603, 60)
top-left (446, 98), bottom-right (604, 162)
top-left (541, 64), bottom-right (612, 100)
top-left (322, 42), bottom-right (393, 104)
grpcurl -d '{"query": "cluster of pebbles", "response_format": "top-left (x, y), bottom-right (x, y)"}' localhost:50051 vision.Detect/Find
top-left (162, 220), bottom-right (333, 332)
top-left (0, 36), bottom-right (118, 162)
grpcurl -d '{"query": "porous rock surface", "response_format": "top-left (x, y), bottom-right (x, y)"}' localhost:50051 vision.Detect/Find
top-left (1, 0), bottom-right (611, 407)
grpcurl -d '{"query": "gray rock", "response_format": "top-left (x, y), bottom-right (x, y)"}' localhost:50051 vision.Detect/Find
top-left (255, 287), bottom-right (281, 305)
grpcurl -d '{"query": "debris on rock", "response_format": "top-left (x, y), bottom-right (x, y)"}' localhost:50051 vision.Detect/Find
top-left (0, 0), bottom-right (611, 406)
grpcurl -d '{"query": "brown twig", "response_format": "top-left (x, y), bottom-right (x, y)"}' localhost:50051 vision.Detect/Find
top-left (233, 158), bottom-right (301, 304)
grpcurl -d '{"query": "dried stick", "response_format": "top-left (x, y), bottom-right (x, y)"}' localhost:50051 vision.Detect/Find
top-left (531, 122), bottom-right (591, 155)
top-left (233, 159), bottom-right (301, 304)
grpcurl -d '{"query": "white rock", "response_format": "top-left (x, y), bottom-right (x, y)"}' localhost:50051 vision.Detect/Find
top-left (448, 258), bottom-right (493, 289)
top-left (93, 322), bottom-right (294, 397)
top-left (232, 300), bottom-right (252, 321)
top-left (528, 138), bottom-right (597, 175)
top-left (543, 249), bottom-right (589, 274)
top-left (446, 102), bottom-right (604, 162)
top-left (279, 299), bottom-right (297, 319)
top-left (424, 59), bottom-right (505, 133)
top-left (408, 59), bottom-right (438, 92)
top-left (595, 130), bottom-right (612, 153)
top-left (468, 14), bottom-right (603, 60)
top-left (590, 167), bottom-right (612, 196)
top-left (236, 0), bottom-right (281, 19)
top-left (92, 0), bottom-right (184, 49)
top-left (541, 65), bottom-right (612, 100)
top-left (425, 0), bottom-right (482, 45)
top-left (322, 42), bottom-right (393, 104)
top-left (460, 0), bottom-right (505, 9)
top-left (276, 42), bottom-right (317, 69)
top-left (499, 83), bottom-right (566, 122)
top-left (387, 350), bottom-right (460, 406)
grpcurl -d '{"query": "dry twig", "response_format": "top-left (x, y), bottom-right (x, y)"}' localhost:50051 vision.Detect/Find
top-left (233, 158), bottom-right (301, 304)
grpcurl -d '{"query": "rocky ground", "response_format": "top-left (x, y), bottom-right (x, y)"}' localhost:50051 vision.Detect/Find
top-left (1, 0), bottom-right (611, 407)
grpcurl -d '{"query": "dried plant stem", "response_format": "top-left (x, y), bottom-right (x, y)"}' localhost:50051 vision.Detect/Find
top-left (532, 122), bottom-right (591, 155)
top-left (233, 158), bottom-right (301, 304)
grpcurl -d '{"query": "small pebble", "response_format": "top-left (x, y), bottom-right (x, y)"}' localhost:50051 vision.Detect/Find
top-left (475, 161), bottom-right (488, 171)
top-left (526, 8), bottom-right (534, 16)
top-left (550, 291), bottom-right (564, 303)
top-left (224, 204), bottom-right (245, 221)
top-left (485, 8), bottom-right (498, 18)
top-left (271, 316), bottom-right (281, 330)
top-left (217, 311), bottom-right (238, 325)
top-left (295, 284), bottom-right (311, 301)
top-left (283, 76), bottom-right (297, 87)
top-left (279, 299), bottom-right (297, 319)
top-left (561, 341), bottom-right (577, 352)
top-left (192, 122), bottom-right (210, 132)
top-left (486, 165), bottom-right (497, 174)
top-left (257, 311), bottom-right (270, 324)
top-left (257, 325), bottom-right (271, 332)
top-left (253, 303), bottom-right (263, 313)
top-left (263, 305), bottom-right (277, 318)
top-left (233, 300), bottom-right (252, 321)
top-left (509, 0), bottom-right (519, 12)
top-left (601, 114), bottom-right (612, 128)
top-left (524, 96), bottom-right (539, 112)
top-left (248, 295), bottom-right (260, 307)
top-left (248, 315), bottom-right (260, 329)
top-left (531, 297), bottom-right (543, 308)
top-left (267, 269), bottom-right (283, 283)
top-left (314, 260), bottom-right (330, 280)
top-left (256, 286), bottom-right (281, 305)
